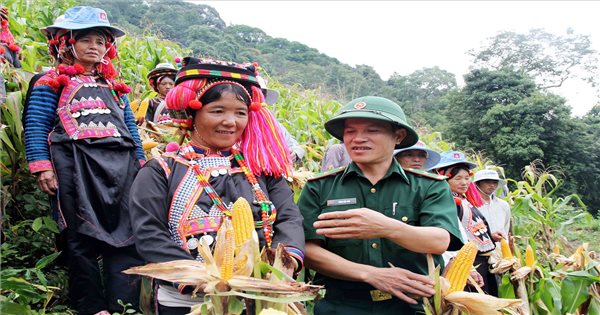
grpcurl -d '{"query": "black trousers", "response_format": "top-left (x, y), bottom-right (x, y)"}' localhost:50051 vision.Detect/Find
top-left (63, 229), bottom-right (144, 314)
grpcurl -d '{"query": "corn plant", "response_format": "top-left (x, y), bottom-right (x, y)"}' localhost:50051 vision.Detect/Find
top-left (507, 160), bottom-right (591, 254)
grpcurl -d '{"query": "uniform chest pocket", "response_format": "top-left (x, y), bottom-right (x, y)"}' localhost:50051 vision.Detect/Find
top-left (384, 205), bottom-right (419, 226)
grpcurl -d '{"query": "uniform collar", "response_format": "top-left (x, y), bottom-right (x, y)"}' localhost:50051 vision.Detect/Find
top-left (341, 159), bottom-right (409, 184)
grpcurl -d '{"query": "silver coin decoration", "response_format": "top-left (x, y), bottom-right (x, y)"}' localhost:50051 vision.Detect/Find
top-left (200, 234), bottom-right (214, 246)
top-left (186, 237), bottom-right (198, 250)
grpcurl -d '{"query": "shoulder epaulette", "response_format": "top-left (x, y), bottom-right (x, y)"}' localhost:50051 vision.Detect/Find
top-left (308, 166), bottom-right (346, 181)
top-left (403, 167), bottom-right (447, 180)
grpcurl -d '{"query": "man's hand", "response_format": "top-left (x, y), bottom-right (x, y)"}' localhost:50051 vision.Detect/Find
top-left (364, 266), bottom-right (435, 304)
top-left (314, 208), bottom-right (392, 239)
top-left (36, 170), bottom-right (58, 195)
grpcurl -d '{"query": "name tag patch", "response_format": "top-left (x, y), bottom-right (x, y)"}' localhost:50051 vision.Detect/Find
top-left (326, 198), bottom-right (357, 206)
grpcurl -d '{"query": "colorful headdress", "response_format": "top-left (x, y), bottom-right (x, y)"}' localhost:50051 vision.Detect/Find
top-left (41, 6), bottom-right (123, 80)
top-left (165, 57), bottom-right (292, 178)
top-left (147, 62), bottom-right (177, 92)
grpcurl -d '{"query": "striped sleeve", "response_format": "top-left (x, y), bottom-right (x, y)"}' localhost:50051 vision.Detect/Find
top-left (122, 95), bottom-right (146, 162)
top-left (24, 85), bottom-right (58, 174)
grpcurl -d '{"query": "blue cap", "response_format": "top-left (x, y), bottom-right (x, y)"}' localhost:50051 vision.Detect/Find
top-left (393, 140), bottom-right (441, 170)
top-left (42, 6), bottom-right (125, 38)
top-left (429, 151), bottom-right (477, 171)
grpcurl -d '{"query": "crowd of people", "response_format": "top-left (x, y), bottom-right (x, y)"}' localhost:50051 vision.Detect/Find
top-left (14, 5), bottom-right (513, 315)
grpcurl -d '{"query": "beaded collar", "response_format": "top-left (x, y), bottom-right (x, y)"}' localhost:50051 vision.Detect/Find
top-left (180, 143), bottom-right (277, 247)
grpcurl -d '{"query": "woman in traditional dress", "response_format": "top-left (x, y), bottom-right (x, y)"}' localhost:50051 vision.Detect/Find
top-left (431, 151), bottom-right (498, 296)
top-left (133, 62), bottom-right (177, 124)
top-left (23, 6), bottom-right (145, 314)
top-left (128, 57), bottom-right (305, 314)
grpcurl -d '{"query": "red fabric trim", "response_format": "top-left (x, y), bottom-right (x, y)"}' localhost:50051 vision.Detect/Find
top-left (29, 160), bottom-right (53, 174)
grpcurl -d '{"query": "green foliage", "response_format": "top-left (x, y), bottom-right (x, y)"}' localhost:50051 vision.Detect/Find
top-left (445, 68), bottom-right (600, 213)
top-left (507, 161), bottom-right (592, 252)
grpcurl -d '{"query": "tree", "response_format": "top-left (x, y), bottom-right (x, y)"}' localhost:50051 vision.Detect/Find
top-left (444, 68), bottom-right (536, 150)
top-left (469, 28), bottom-right (600, 90)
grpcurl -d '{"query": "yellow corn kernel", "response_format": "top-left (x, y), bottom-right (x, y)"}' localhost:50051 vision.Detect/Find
top-left (220, 227), bottom-right (235, 281)
top-left (446, 241), bottom-right (478, 293)
top-left (525, 245), bottom-right (535, 268)
top-left (500, 238), bottom-right (512, 259)
top-left (552, 244), bottom-right (560, 255)
top-left (231, 197), bottom-right (255, 248)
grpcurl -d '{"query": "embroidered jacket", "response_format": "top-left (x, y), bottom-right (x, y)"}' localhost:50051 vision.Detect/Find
top-left (128, 145), bottom-right (305, 267)
top-left (24, 71), bottom-right (145, 173)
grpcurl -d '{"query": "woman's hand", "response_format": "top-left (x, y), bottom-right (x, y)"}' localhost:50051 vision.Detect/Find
top-left (364, 266), bottom-right (435, 304)
top-left (491, 232), bottom-right (505, 242)
top-left (36, 170), bottom-right (58, 195)
top-left (470, 270), bottom-right (485, 288)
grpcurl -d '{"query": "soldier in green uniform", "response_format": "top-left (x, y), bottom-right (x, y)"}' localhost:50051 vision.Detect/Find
top-left (298, 96), bottom-right (463, 315)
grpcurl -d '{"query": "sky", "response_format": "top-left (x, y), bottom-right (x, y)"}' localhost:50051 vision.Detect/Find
top-left (188, 1), bottom-right (600, 116)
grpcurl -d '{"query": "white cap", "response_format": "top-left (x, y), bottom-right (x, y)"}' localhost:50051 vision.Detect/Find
top-left (474, 169), bottom-right (506, 186)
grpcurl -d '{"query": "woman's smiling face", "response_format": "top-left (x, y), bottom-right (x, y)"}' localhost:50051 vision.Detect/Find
top-left (191, 91), bottom-right (249, 151)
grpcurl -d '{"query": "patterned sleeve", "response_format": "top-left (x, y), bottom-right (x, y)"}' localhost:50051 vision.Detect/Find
top-left (24, 85), bottom-right (59, 174)
top-left (122, 94), bottom-right (146, 162)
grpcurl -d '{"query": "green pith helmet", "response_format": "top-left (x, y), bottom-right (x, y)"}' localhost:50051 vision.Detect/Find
top-left (324, 96), bottom-right (419, 149)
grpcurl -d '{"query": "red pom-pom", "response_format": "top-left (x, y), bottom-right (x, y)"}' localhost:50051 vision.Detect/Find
top-left (454, 196), bottom-right (462, 206)
top-left (249, 102), bottom-right (263, 112)
top-left (1, 20), bottom-right (7, 28)
top-left (57, 64), bottom-right (67, 74)
top-left (165, 142), bottom-right (180, 153)
top-left (8, 44), bottom-right (20, 52)
top-left (174, 57), bottom-right (181, 63)
top-left (189, 99), bottom-right (203, 110)
top-left (100, 61), bottom-right (116, 79)
top-left (0, 46), bottom-right (4, 55)
top-left (56, 75), bottom-right (70, 86)
top-left (49, 39), bottom-right (59, 45)
top-left (105, 45), bottom-right (116, 59)
top-left (46, 78), bottom-right (60, 90)
top-left (68, 38), bottom-right (75, 44)
top-left (65, 66), bottom-right (78, 76)
top-left (114, 82), bottom-right (131, 94)
top-left (73, 64), bottom-right (85, 74)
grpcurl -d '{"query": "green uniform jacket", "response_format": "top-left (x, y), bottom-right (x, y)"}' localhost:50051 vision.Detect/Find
top-left (299, 160), bottom-right (463, 315)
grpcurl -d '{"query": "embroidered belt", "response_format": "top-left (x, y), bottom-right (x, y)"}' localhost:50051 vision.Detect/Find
top-left (181, 216), bottom-right (222, 236)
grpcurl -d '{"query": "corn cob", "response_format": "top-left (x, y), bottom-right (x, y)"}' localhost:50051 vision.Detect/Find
top-left (231, 197), bottom-right (255, 248)
top-left (220, 225), bottom-right (235, 281)
top-left (500, 238), bottom-right (512, 259)
top-left (142, 140), bottom-right (158, 150)
top-left (525, 245), bottom-right (535, 268)
top-left (446, 241), bottom-right (478, 294)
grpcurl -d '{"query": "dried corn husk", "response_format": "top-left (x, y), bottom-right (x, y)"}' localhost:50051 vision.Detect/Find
top-left (445, 291), bottom-right (522, 315)
top-left (510, 266), bottom-right (533, 281)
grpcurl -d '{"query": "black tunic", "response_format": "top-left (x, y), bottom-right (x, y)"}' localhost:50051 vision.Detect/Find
top-left (128, 148), bottom-right (305, 263)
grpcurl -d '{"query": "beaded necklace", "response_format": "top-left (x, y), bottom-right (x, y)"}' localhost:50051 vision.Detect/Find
top-left (189, 146), bottom-right (276, 247)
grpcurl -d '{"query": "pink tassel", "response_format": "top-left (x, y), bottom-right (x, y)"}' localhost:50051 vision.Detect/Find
top-left (240, 88), bottom-right (292, 178)
top-left (465, 182), bottom-right (484, 207)
top-left (165, 79), bottom-right (207, 111)
top-left (165, 142), bottom-right (180, 153)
